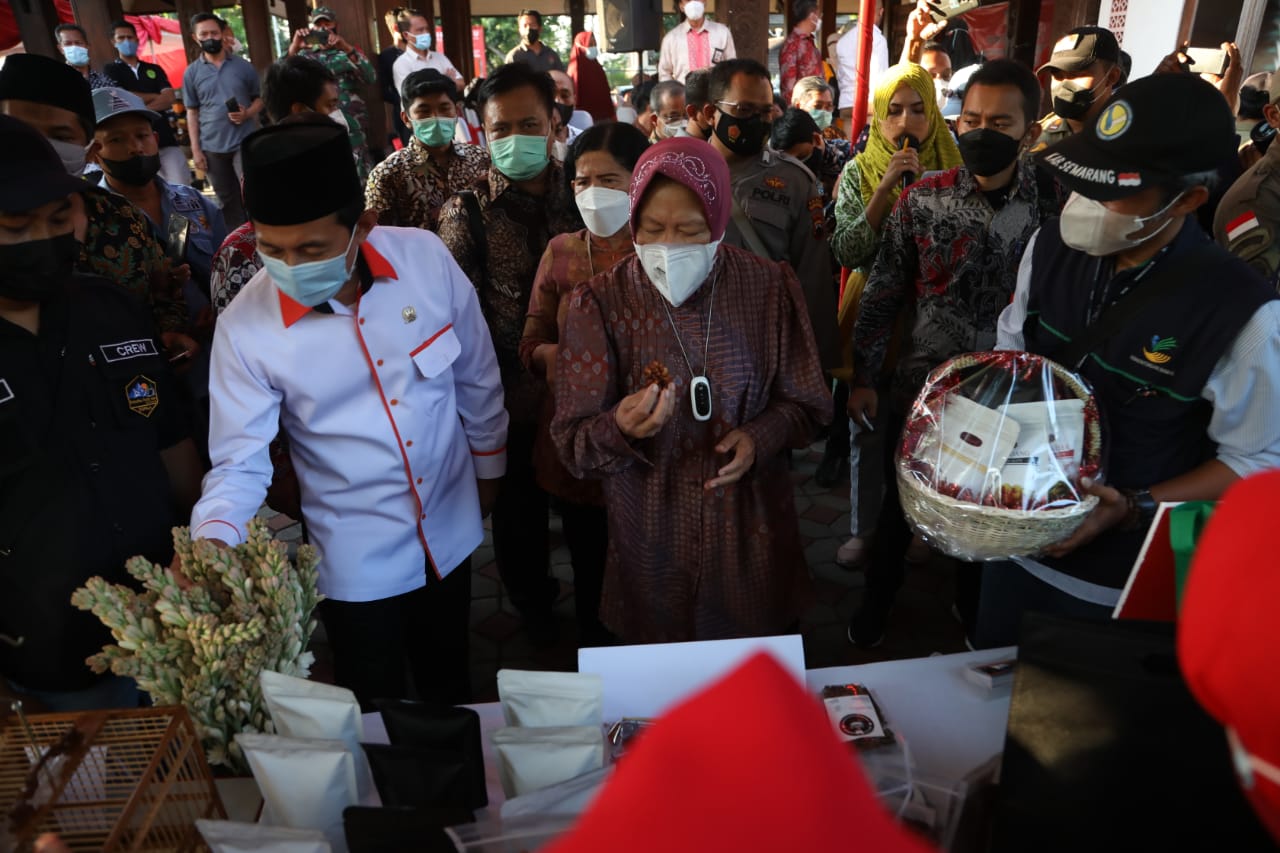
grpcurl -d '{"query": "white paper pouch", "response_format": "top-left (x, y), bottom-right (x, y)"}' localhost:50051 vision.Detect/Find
top-left (499, 766), bottom-right (611, 821)
top-left (235, 733), bottom-right (357, 853)
top-left (196, 819), bottom-right (333, 853)
top-left (927, 394), bottom-right (1019, 500)
top-left (259, 670), bottom-right (375, 804)
top-left (497, 669), bottom-right (604, 728)
top-left (490, 726), bottom-right (606, 798)
top-left (998, 400), bottom-right (1086, 509)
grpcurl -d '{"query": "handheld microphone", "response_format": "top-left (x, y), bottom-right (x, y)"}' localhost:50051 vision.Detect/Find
top-left (899, 134), bottom-right (920, 191)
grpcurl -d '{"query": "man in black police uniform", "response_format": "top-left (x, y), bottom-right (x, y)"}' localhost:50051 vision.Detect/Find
top-left (0, 115), bottom-right (203, 710)
top-left (982, 73), bottom-right (1280, 645)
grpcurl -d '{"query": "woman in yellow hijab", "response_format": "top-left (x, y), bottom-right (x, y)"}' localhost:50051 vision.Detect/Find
top-left (832, 62), bottom-right (962, 272)
top-left (828, 61), bottom-right (960, 569)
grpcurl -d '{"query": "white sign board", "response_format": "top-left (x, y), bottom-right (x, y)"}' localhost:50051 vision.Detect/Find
top-left (578, 634), bottom-right (807, 722)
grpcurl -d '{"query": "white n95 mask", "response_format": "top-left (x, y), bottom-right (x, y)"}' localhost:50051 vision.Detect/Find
top-left (635, 240), bottom-right (719, 307)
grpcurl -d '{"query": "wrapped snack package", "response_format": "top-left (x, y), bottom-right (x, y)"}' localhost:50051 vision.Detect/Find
top-left (196, 819), bottom-right (332, 853)
top-left (260, 670), bottom-right (375, 804)
top-left (897, 351), bottom-right (1104, 561)
top-left (491, 726), bottom-right (606, 798)
top-left (361, 743), bottom-right (472, 811)
top-left (374, 699), bottom-right (487, 808)
top-left (499, 767), bottom-right (612, 821)
top-left (496, 670), bottom-right (604, 729)
top-left (235, 733), bottom-right (358, 853)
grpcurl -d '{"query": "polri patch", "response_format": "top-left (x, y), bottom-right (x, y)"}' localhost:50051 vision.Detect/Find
top-left (100, 338), bottom-right (159, 364)
top-left (765, 176), bottom-right (787, 190)
top-left (0, 379), bottom-right (13, 405)
top-left (125, 375), bottom-right (159, 417)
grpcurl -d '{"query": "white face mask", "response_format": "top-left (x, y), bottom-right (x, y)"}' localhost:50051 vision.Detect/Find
top-left (48, 138), bottom-right (89, 176)
top-left (1058, 191), bottom-right (1182, 257)
top-left (328, 109), bottom-right (349, 131)
top-left (684, 1), bottom-right (706, 21)
top-left (576, 186), bottom-right (631, 238)
top-left (659, 118), bottom-right (687, 138)
top-left (934, 77), bottom-right (949, 111)
top-left (552, 139), bottom-right (569, 162)
top-left (636, 240), bottom-right (720, 307)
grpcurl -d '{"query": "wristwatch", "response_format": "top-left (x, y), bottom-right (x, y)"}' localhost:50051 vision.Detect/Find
top-left (1120, 488), bottom-right (1158, 531)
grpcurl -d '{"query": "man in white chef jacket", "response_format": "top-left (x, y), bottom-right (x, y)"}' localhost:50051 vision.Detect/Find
top-left (189, 121), bottom-right (508, 707)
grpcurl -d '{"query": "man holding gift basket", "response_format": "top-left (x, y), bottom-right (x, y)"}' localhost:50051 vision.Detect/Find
top-left (989, 71), bottom-right (1280, 646)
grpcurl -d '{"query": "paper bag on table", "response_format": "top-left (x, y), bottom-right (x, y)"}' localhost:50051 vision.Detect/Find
top-left (361, 743), bottom-right (472, 812)
top-left (497, 669), bottom-right (604, 728)
top-left (235, 733), bottom-right (357, 853)
top-left (491, 726), bottom-right (606, 798)
top-left (259, 670), bottom-right (375, 804)
top-left (196, 819), bottom-right (332, 853)
top-left (374, 699), bottom-right (487, 808)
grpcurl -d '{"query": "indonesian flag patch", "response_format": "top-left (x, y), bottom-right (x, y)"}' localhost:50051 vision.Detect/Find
top-left (1226, 211), bottom-right (1261, 242)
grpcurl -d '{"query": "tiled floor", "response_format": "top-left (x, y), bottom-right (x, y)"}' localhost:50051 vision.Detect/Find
top-left (269, 439), bottom-right (968, 703)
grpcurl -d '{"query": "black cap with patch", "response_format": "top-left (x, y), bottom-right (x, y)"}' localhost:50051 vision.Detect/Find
top-left (1037, 26), bottom-right (1121, 75)
top-left (1036, 72), bottom-right (1235, 201)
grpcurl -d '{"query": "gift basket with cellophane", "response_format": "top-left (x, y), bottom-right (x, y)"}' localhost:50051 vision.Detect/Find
top-left (897, 351), bottom-right (1105, 561)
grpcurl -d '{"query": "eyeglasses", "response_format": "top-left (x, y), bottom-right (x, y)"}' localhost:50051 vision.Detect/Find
top-left (715, 100), bottom-right (773, 121)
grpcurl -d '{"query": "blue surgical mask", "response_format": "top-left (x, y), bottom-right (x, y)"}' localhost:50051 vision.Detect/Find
top-left (63, 45), bottom-right (90, 67)
top-left (261, 229), bottom-right (360, 307)
top-left (414, 33), bottom-right (432, 51)
top-left (586, 46), bottom-right (599, 60)
top-left (117, 39), bottom-right (138, 58)
top-left (412, 116), bottom-right (456, 147)
top-left (488, 133), bottom-right (550, 181)
top-left (808, 108), bottom-right (833, 131)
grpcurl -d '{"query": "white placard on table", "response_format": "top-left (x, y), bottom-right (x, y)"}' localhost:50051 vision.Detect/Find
top-left (578, 634), bottom-right (806, 722)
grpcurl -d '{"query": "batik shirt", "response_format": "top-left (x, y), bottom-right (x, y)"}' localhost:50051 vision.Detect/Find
top-left (366, 141), bottom-right (490, 232)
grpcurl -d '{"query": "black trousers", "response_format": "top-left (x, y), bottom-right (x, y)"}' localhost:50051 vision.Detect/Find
top-left (319, 558), bottom-right (471, 711)
top-left (560, 500), bottom-right (611, 645)
top-left (491, 423), bottom-right (556, 618)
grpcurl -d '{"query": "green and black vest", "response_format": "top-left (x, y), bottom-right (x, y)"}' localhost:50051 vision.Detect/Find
top-left (1022, 216), bottom-right (1275, 589)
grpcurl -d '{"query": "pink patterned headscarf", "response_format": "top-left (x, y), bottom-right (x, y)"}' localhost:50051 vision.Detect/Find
top-left (629, 137), bottom-right (731, 241)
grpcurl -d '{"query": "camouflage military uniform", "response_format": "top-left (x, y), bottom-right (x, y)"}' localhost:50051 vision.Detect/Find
top-left (301, 45), bottom-right (377, 176)
top-left (1214, 139), bottom-right (1280, 286)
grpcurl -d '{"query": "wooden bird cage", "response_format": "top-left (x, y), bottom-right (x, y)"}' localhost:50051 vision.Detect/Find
top-left (0, 705), bottom-right (226, 852)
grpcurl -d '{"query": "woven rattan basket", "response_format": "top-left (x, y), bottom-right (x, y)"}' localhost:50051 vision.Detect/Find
top-left (0, 704), bottom-right (225, 852)
top-left (897, 352), bottom-right (1103, 561)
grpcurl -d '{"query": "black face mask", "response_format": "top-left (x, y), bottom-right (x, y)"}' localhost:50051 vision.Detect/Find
top-left (554, 101), bottom-right (574, 127)
top-left (0, 233), bottom-right (80, 302)
top-left (102, 153), bottom-right (161, 187)
top-left (804, 147), bottom-right (824, 178)
top-left (956, 128), bottom-right (1022, 178)
top-left (1050, 78), bottom-right (1103, 121)
top-left (526, 28), bottom-right (540, 43)
top-left (713, 111), bottom-right (770, 157)
top-left (200, 37), bottom-right (223, 54)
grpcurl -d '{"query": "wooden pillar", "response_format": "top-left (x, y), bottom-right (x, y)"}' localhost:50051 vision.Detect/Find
top-left (72, 0), bottom-right (125, 70)
top-left (439, 0), bottom-right (475, 81)
top-left (284, 0), bottom-right (311, 33)
top-left (322, 0), bottom-right (376, 54)
top-left (173, 0), bottom-right (214, 62)
top-left (10, 0), bottom-right (61, 59)
top-left (725, 0), bottom-right (769, 63)
top-left (1008, 0), bottom-right (1042, 68)
top-left (821, 0), bottom-right (838, 60)
top-left (241, 0), bottom-right (274, 72)
top-left (569, 0), bottom-right (586, 38)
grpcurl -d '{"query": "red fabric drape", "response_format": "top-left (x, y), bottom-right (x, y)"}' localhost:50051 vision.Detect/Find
top-left (0, 0), bottom-right (74, 53)
top-left (567, 31), bottom-right (615, 123)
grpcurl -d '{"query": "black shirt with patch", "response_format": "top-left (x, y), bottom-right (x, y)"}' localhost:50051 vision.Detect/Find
top-left (0, 276), bottom-right (188, 692)
top-left (103, 58), bottom-right (180, 149)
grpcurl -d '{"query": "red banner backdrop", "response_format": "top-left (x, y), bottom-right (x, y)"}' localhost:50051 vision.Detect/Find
top-left (956, 0), bottom-right (1056, 66)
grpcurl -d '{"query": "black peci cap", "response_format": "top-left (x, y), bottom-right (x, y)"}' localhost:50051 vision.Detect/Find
top-left (1037, 26), bottom-right (1122, 75)
top-left (1036, 73), bottom-right (1235, 201)
top-left (0, 115), bottom-right (94, 211)
top-left (0, 53), bottom-right (96, 136)
top-left (241, 122), bottom-right (361, 226)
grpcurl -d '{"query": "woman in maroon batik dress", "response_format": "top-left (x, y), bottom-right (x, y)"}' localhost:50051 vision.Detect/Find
top-left (520, 122), bottom-right (649, 646)
top-left (551, 137), bottom-right (831, 643)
